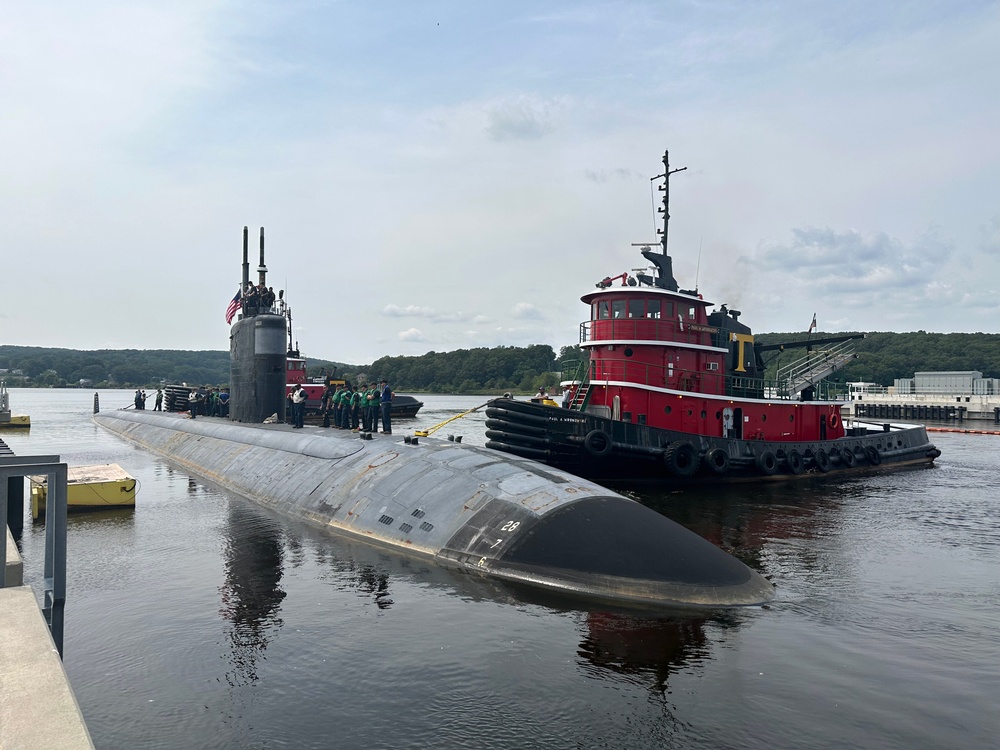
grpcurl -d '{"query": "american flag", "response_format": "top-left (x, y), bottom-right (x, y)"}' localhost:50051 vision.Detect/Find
top-left (808, 313), bottom-right (817, 333)
top-left (225, 290), bottom-right (241, 324)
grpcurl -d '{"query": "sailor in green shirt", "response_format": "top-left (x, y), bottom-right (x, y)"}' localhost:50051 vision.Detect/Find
top-left (351, 387), bottom-right (365, 432)
top-left (332, 385), bottom-right (346, 428)
top-left (364, 384), bottom-right (379, 432)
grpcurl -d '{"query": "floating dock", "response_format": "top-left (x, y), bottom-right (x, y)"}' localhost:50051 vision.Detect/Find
top-left (0, 381), bottom-right (29, 430)
top-left (29, 463), bottom-right (136, 520)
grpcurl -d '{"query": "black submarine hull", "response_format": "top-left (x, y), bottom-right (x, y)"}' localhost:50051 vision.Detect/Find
top-left (93, 410), bottom-right (774, 610)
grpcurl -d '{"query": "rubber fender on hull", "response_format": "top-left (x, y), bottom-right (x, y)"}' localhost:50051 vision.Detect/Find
top-left (703, 448), bottom-right (730, 474)
top-left (583, 429), bottom-right (613, 458)
top-left (484, 429), bottom-right (550, 447)
top-left (865, 445), bottom-right (882, 465)
top-left (483, 418), bottom-right (547, 437)
top-left (841, 449), bottom-right (857, 468)
top-left (814, 449), bottom-right (832, 472)
top-left (663, 442), bottom-right (698, 477)
top-left (484, 440), bottom-right (549, 460)
top-left (786, 450), bottom-right (805, 475)
top-left (756, 450), bottom-right (778, 475)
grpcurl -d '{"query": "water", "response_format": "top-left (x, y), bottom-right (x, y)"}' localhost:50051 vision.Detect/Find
top-left (6, 389), bottom-right (999, 749)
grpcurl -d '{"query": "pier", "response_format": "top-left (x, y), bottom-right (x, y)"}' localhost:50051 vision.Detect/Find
top-left (1, 440), bottom-right (95, 750)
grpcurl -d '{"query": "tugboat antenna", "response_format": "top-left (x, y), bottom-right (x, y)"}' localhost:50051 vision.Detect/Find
top-left (651, 150), bottom-right (687, 257)
top-left (695, 236), bottom-right (702, 292)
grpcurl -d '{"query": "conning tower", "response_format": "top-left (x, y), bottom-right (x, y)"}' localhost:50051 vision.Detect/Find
top-left (230, 227), bottom-right (287, 423)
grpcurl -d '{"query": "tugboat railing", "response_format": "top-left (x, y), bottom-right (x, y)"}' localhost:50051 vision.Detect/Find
top-left (582, 357), bottom-right (841, 401)
top-left (579, 319), bottom-right (715, 347)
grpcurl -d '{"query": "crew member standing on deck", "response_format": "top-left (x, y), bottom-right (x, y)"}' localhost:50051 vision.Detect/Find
top-left (365, 382), bottom-right (379, 433)
top-left (561, 384), bottom-right (574, 408)
top-left (291, 384), bottom-right (307, 428)
top-left (379, 379), bottom-right (393, 434)
top-left (154, 388), bottom-right (163, 411)
top-left (188, 389), bottom-right (199, 419)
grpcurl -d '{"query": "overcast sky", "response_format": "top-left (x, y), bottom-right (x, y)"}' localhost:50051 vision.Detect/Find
top-left (3, 1), bottom-right (999, 364)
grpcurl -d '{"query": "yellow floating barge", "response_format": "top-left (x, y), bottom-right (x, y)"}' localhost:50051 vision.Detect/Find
top-left (0, 414), bottom-right (30, 429)
top-left (30, 463), bottom-right (136, 520)
top-left (0, 381), bottom-right (29, 429)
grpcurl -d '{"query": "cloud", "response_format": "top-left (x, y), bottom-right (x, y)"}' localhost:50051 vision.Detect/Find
top-left (980, 215), bottom-right (1000, 255)
top-left (484, 94), bottom-right (566, 141)
top-left (381, 304), bottom-right (473, 323)
top-left (397, 328), bottom-right (426, 342)
top-left (753, 226), bottom-right (949, 292)
top-left (583, 168), bottom-right (640, 183)
top-left (512, 302), bottom-right (544, 320)
top-left (382, 304), bottom-right (435, 317)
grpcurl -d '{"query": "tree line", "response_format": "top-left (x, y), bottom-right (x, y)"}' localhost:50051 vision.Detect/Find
top-left (2, 332), bottom-right (998, 391)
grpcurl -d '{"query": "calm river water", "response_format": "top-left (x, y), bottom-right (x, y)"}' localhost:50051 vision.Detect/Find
top-left (6, 389), bottom-right (999, 749)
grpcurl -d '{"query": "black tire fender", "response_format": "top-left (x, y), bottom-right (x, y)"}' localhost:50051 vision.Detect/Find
top-left (756, 450), bottom-right (778, 476)
top-left (814, 449), bottom-right (832, 472)
top-left (583, 429), bottom-right (613, 458)
top-left (865, 445), bottom-right (882, 465)
top-left (842, 449), bottom-right (857, 468)
top-left (703, 448), bottom-right (730, 474)
top-left (663, 441), bottom-right (699, 477)
top-left (786, 450), bottom-right (805, 475)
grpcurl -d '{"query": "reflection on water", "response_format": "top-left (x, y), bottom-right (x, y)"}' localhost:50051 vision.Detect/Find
top-left (356, 565), bottom-right (393, 609)
top-left (218, 504), bottom-right (287, 687)
top-left (578, 612), bottom-right (711, 693)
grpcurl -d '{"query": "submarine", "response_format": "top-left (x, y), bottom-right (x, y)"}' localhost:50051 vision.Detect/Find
top-left (93, 228), bottom-right (774, 610)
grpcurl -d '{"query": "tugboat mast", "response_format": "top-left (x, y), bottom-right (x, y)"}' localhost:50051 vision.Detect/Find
top-left (640, 149), bottom-right (687, 291)
top-left (656, 150), bottom-right (687, 257)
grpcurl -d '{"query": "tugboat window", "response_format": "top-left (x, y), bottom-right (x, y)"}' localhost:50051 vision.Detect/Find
top-left (628, 300), bottom-right (643, 318)
top-left (663, 301), bottom-right (674, 317)
top-left (648, 300), bottom-right (661, 319)
top-left (624, 348), bottom-right (633, 357)
top-left (664, 406), bottom-right (672, 415)
top-left (612, 300), bottom-right (626, 319)
top-left (789, 414), bottom-right (795, 422)
top-left (701, 410), bottom-right (707, 418)
top-left (688, 305), bottom-right (696, 319)
top-left (761, 414), bottom-right (767, 422)
top-left (598, 301), bottom-right (610, 319)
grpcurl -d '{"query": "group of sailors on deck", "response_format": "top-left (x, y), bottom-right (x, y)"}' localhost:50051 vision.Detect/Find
top-left (289, 380), bottom-right (394, 433)
top-left (242, 282), bottom-right (277, 316)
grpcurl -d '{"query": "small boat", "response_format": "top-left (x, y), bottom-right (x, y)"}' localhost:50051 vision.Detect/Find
top-left (0, 381), bottom-right (30, 430)
top-left (485, 150), bottom-right (941, 485)
top-left (30, 463), bottom-right (136, 519)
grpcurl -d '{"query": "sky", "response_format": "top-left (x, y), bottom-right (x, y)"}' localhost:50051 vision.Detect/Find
top-left (3, 1), bottom-right (999, 365)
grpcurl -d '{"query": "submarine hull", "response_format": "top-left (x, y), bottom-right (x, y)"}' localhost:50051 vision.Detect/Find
top-left (93, 410), bottom-right (774, 609)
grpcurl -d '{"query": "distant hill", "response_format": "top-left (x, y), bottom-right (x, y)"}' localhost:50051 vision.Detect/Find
top-left (2, 332), bottom-right (998, 390)
top-left (0, 345), bottom-right (350, 389)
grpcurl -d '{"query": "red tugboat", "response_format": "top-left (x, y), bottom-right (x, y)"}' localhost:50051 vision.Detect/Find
top-left (485, 150), bottom-right (941, 484)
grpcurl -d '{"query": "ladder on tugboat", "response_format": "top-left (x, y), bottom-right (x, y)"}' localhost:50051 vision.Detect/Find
top-left (564, 360), bottom-right (593, 410)
top-left (776, 339), bottom-right (858, 399)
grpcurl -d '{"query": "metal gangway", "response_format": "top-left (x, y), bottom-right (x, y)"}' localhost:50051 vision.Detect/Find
top-left (775, 339), bottom-right (858, 399)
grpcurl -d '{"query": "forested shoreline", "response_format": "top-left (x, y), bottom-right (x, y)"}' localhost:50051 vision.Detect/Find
top-left (2, 331), bottom-right (998, 392)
